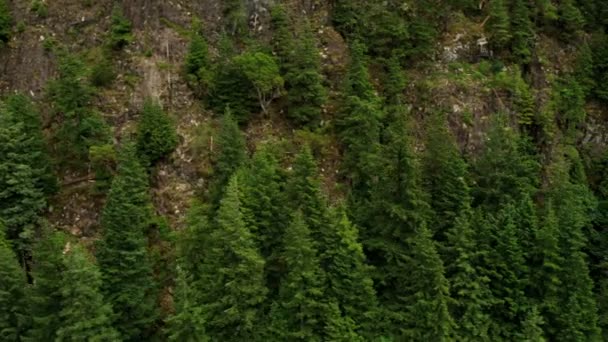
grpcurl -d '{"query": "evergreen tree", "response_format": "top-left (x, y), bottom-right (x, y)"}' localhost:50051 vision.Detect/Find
top-left (209, 107), bottom-right (247, 205)
top-left (223, 0), bottom-right (247, 36)
top-left (511, 0), bottom-right (535, 64)
top-left (166, 267), bottom-right (208, 342)
top-left (56, 244), bottom-right (119, 342)
top-left (240, 145), bottom-right (287, 296)
top-left (284, 21), bottom-right (327, 127)
top-left (108, 5), bottom-right (132, 50)
top-left (574, 41), bottom-right (595, 97)
top-left (323, 206), bottom-right (379, 337)
top-left (488, 0), bottom-right (511, 50)
top-left (337, 42), bottom-right (382, 200)
top-left (0, 227), bottom-right (28, 341)
top-left (0, 0), bottom-right (11, 46)
top-left (96, 143), bottom-right (159, 341)
top-left (269, 212), bottom-right (327, 341)
top-left (0, 103), bottom-right (47, 250)
top-left (558, 0), bottom-right (585, 38)
top-left (4, 94), bottom-right (56, 195)
top-left (519, 307), bottom-right (546, 342)
top-left (422, 113), bottom-right (471, 243)
top-left (184, 18), bottom-right (212, 95)
top-left (26, 228), bottom-right (67, 342)
top-left (199, 176), bottom-right (266, 340)
top-left (136, 98), bottom-right (178, 166)
top-left (444, 212), bottom-right (493, 341)
top-left (270, 4), bottom-right (295, 69)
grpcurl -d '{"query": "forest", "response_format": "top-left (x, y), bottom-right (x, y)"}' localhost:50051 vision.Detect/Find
top-left (1, 0), bottom-right (608, 341)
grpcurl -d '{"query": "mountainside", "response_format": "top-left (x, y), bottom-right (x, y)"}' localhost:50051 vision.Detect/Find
top-left (1, 0), bottom-right (608, 340)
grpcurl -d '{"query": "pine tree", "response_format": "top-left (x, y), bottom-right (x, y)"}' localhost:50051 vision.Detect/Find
top-left (56, 243), bottom-right (119, 342)
top-left (324, 302), bottom-right (365, 342)
top-left (136, 98), bottom-right (178, 166)
top-left (574, 41), bottom-right (595, 97)
top-left (240, 145), bottom-right (288, 296)
top-left (323, 206), bottom-right (379, 337)
top-left (200, 176), bottom-right (266, 340)
top-left (269, 212), bottom-right (327, 341)
top-left (166, 267), bottom-right (209, 342)
top-left (4, 94), bottom-right (56, 196)
top-left (558, 0), bottom-right (585, 38)
top-left (488, 0), bottom-right (511, 50)
top-left (422, 113), bottom-right (471, 243)
top-left (512, 72), bottom-right (536, 128)
top-left (108, 4), bottom-right (132, 50)
top-left (223, 0), bottom-right (247, 36)
top-left (0, 103), bottom-right (47, 250)
top-left (404, 224), bottom-right (455, 341)
top-left (96, 143), bottom-right (159, 341)
top-left (270, 4), bottom-right (295, 69)
top-left (209, 107), bottom-right (247, 205)
top-left (184, 18), bottom-right (212, 95)
top-left (444, 212), bottom-right (493, 341)
top-left (519, 307), bottom-right (546, 342)
top-left (0, 0), bottom-right (11, 46)
top-left (337, 42), bottom-right (382, 199)
top-left (26, 228), bottom-right (67, 342)
top-left (284, 21), bottom-right (327, 127)
top-left (0, 227), bottom-right (28, 341)
top-left (511, 0), bottom-right (535, 64)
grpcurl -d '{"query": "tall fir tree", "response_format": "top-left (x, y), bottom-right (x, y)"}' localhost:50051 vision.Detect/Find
top-left (511, 0), bottom-right (535, 64)
top-left (284, 21), bottom-right (327, 127)
top-left (209, 107), bottom-right (247, 206)
top-left (184, 18), bottom-right (212, 96)
top-left (270, 4), bottom-right (295, 69)
top-left (0, 0), bottom-right (11, 46)
top-left (268, 212), bottom-right (327, 341)
top-left (165, 266), bottom-right (208, 342)
top-left (323, 206), bottom-right (379, 337)
top-left (0, 226), bottom-right (29, 341)
top-left (56, 243), bottom-right (119, 342)
top-left (26, 228), bottom-right (67, 342)
top-left (0, 101), bottom-right (47, 251)
top-left (96, 143), bottom-right (159, 341)
top-left (488, 0), bottom-right (511, 50)
top-left (136, 98), bottom-right (178, 166)
top-left (200, 176), bottom-right (267, 340)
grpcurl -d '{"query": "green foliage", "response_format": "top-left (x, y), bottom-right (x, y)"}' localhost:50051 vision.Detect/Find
top-left (283, 21), bottom-right (327, 127)
top-left (511, 0), bottom-right (535, 64)
top-left (0, 0), bottom-right (11, 45)
top-left (56, 244), bottom-right (120, 341)
top-left (558, 0), bottom-right (585, 38)
top-left (488, 0), bottom-right (511, 50)
top-left (0, 103), bottom-right (47, 249)
top-left (0, 228), bottom-right (29, 341)
top-left (90, 54), bottom-right (116, 87)
top-left (512, 72), bottom-right (536, 127)
top-left (200, 176), bottom-right (267, 340)
top-left (108, 5), bottom-right (132, 50)
top-left (89, 144), bottom-right (116, 193)
top-left (166, 267), bottom-right (209, 342)
top-left (269, 212), bottom-right (327, 340)
top-left (27, 228), bottom-right (67, 341)
top-left (552, 76), bottom-right (586, 138)
top-left (270, 4), bottom-right (295, 69)
top-left (136, 98), bottom-right (178, 166)
top-left (185, 18), bottom-right (212, 96)
top-left (233, 51), bottom-right (284, 115)
top-left (223, 0), bottom-right (247, 36)
top-left (574, 42), bottom-right (595, 97)
top-left (30, 0), bottom-right (48, 18)
top-left (591, 33), bottom-right (608, 102)
top-left (96, 143), bottom-right (159, 341)
top-left (209, 107), bottom-right (247, 205)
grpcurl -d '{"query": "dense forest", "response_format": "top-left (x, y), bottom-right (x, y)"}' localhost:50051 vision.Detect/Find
top-left (1, 0), bottom-right (608, 340)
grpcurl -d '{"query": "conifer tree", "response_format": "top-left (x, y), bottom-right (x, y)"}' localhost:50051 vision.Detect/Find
top-left (519, 307), bottom-right (546, 342)
top-left (166, 267), bottom-right (208, 342)
top-left (284, 21), bottom-right (327, 127)
top-left (0, 104), bottom-right (47, 249)
top-left (269, 212), bottom-right (327, 341)
top-left (323, 206), bottom-right (379, 337)
top-left (27, 228), bottom-right (67, 342)
top-left (337, 42), bottom-right (382, 199)
top-left (184, 18), bottom-right (212, 95)
top-left (488, 0), bottom-right (511, 50)
top-left (558, 0), bottom-right (585, 38)
top-left (382, 55), bottom-right (407, 110)
top-left (444, 212), bottom-right (493, 341)
top-left (56, 244), bottom-right (119, 342)
top-left (240, 145), bottom-right (287, 296)
top-left (511, 0), bottom-right (535, 64)
top-left (270, 4), bottom-right (295, 69)
top-left (324, 302), bottom-right (365, 342)
top-left (0, 0), bottom-right (11, 46)
top-left (209, 107), bottom-right (247, 205)
top-left (224, 0), bottom-right (247, 36)
top-left (96, 143), bottom-right (159, 341)
top-left (285, 146), bottom-right (330, 249)
top-left (574, 41), bottom-right (595, 97)
top-left (422, 113), bottom-right (471, 243)
top-left (108, 5), bottom-right (132, 50)
top-left (0, 227), bottom-right (28, 341)
top-left (4, 94), bottom-right (56, 195)
top-left (136, 98), bottom-right (178, 166)
top-left (199, 176), bottom-right (266, 340)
